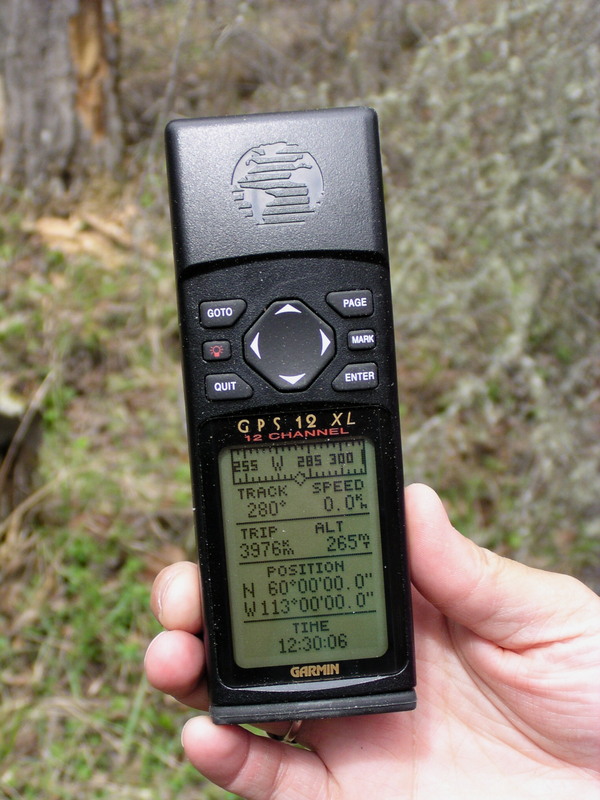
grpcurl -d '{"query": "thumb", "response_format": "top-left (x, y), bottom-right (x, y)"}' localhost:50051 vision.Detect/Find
top-left (405, 483), bottom-right (595, 649)
top-left (181, 716), bottom-right (328, 800)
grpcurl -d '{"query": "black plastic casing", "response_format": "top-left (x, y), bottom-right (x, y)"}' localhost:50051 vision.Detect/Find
top-left (165, 107), bottom-right (416, 723)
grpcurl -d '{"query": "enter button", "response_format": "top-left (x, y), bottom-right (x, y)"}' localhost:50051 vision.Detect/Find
top-left (332, 363), bottom-right (379, 391)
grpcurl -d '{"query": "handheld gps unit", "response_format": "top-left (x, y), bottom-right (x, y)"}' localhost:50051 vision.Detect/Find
top-left (165, 107), bottom-right (416, 723)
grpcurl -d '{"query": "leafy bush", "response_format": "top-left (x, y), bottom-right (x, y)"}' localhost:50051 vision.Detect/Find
top-left (371, 0), bottom-right (600, 573)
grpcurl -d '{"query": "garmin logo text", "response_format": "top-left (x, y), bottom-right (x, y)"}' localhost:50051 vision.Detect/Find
top-left (232, 142), bottom-right (324, 225)
top-left (290, 663), bottom-right (340, 679)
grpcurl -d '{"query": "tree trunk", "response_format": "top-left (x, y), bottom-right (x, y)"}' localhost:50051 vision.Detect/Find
top-left (0, 0), bottom-right (123, 205)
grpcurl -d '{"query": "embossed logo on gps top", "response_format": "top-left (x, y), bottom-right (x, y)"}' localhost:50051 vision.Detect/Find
top-left (231, 142), bottom-right (324, 225)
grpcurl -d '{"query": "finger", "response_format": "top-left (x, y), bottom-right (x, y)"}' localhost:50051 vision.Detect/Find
top-left (182, 716), bottom-right (329, 800)
top-left (405, 483), bottom-right (596, 649)
top-left (145, 629), bottom-right (209, 710)
top-left (142, 634), bottom-right (295, 723)
top-left (151, 561), bottom-right (202, 633)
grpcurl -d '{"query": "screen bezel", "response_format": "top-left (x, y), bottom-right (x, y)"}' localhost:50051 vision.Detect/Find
top-left (197, 405), bottom-right (412, 691)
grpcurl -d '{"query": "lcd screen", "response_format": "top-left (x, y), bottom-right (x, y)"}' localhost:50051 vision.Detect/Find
top-left (218, 437), bottom-right (388, 669)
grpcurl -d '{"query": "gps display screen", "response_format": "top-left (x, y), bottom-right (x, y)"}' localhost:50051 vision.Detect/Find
top-left (218, 437), bottom-right (388, 669)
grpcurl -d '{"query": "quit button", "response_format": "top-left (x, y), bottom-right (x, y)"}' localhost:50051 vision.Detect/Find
top-left (206, 373), bottom-right (253, 400)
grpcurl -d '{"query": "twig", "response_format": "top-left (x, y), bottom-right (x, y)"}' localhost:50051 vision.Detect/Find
top-left (0, 477), bottom-right (59, 538)
top-left (139, 0), bottom-right (199, 193)
top-left (0, 369), bottom-right (57, 498)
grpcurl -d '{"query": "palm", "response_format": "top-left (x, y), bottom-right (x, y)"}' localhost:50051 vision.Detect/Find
top-left (165, 580), bottom-right (599, 800)
top-left (303, 589), bottom-right (599, 799)
top-left (147, 485), bottom-right (600, 800)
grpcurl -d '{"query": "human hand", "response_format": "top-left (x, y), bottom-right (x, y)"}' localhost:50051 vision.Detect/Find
top-left (145, 483), bottom-right (600, 799)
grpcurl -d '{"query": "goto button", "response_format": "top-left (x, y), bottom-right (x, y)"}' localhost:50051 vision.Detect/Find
top-left (200, 299), bottom-right (246, 327)
top-left (326, 290), bottom-right (373, 317)
top-left (206, 373), bottom-right (253, 400)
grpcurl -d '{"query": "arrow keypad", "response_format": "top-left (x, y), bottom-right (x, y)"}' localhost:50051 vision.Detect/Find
top-left (243, 300), bottom-right (335, 391)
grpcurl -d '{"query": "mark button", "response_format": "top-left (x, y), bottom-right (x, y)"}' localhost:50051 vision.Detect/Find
top-left (348, 329), bottom-right (376, 350)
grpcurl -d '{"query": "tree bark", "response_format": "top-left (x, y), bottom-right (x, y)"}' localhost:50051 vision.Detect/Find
top-left (0, 0), bottom-right (123, 205)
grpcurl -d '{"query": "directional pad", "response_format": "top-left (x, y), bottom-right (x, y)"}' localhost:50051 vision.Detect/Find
top-left (244, 300), bottom-right (335, 391)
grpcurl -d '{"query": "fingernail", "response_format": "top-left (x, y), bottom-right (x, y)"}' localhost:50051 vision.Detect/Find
top-left (143, 629), bottom-right (169, 668)
top-left (156, 570), bottom-right (177, 626)
top-left (156, 589), bottom-right (163, 624)
top-left (181, 718), bottom-right (192, 748)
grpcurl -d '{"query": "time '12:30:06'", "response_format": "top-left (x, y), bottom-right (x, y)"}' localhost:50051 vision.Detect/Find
top-left (278, 633), bottom-right (349, 654)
